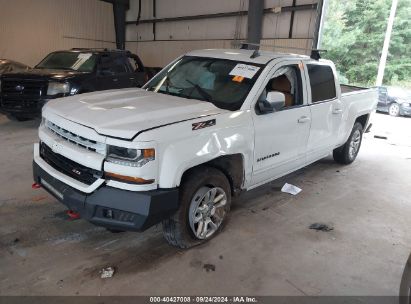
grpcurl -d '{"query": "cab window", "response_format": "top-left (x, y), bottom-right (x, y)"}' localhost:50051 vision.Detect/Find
top-left (307, 64), bottom-right (336, 102)
top-left (99, 55), bottom-right (128, 74)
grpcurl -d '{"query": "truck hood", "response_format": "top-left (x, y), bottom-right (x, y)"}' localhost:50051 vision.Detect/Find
top-left (1, 68), bottom-right (87, 80)
top-left (45, 88), bottom-right (224, 140)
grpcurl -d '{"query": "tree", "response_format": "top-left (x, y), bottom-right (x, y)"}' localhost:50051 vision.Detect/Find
top-left (321, 0), bottom-right (411, 88)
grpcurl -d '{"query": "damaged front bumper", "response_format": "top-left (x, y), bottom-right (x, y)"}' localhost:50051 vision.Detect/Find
top-left (32, 161), bottom-right (179, 232)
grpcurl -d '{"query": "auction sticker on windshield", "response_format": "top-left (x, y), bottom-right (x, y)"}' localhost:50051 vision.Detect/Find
top-left (71, 53), bottom-right (92, 70)
top-left (229, 64), bottom-right (260, 79)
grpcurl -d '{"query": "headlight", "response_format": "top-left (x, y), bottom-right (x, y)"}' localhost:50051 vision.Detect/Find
top-left (70, 87), bottom-right (79, 95)
top-left (106, 145), bottom-right (155, 167)
top-left (47, 82), bottom-right (70, 95)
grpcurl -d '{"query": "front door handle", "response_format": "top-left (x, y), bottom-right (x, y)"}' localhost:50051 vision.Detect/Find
top-left (333, 109), bottom-right (343, 114)
top-left (112, 78), bottom-right (118, 82)
top-left (298, 116), bottom-right (311, 123)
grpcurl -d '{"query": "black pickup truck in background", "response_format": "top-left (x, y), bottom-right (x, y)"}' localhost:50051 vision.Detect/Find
top-left (0, 48), bottom-right (161, 121)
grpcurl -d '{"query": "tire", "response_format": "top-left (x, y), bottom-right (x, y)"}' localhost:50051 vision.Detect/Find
top-left (388, 103), bottom-right (400, 117)
top-left (162, 166), bottom-right (232, 249)
top-left (333, 122), bottom-right (363, 165)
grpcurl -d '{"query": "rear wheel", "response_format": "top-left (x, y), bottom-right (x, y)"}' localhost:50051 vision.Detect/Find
top-left (162, 167), bottom-right (231, 248)
top-left (388, 103), bottom-right (400, 117)
top-left (333, 122), bottom-right (363, 165)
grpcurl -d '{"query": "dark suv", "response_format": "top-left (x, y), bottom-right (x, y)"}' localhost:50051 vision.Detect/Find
top-left (377, 86), bottom-right (411, 117)
top-left (0, 48), bottom-right (157, 121)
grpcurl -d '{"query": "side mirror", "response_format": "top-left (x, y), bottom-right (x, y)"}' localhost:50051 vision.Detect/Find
top-left (257, 92), bottom-right (285, 114)
top-left (266, 92), bottom-right (285, 110)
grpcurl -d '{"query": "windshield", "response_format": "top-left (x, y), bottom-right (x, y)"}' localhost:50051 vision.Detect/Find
top-left (143, 56), bottom-right (264, 111)
top-left (36, 52), bottom-right (97, 72)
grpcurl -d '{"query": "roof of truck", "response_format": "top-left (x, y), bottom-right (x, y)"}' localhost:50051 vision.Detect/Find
top-left (186, 48), bottom-right (310, 65)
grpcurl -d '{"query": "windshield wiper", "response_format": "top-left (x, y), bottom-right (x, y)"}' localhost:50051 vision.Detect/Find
top-left (185, 79), bottom-right (213, 103)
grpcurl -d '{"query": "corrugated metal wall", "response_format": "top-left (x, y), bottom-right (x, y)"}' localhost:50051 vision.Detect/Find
top-left (0, 0), bottom-right (116, 67)
top-left (126, 0), bottom-right (319, 67)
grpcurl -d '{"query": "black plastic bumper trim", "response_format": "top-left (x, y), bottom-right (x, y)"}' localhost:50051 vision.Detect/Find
top-left (33, 161), bottom-right (179, 232)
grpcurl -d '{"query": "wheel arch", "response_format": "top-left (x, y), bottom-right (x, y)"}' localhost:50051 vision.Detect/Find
top-left (355, 113), bottom-right (370, 130)
top-left (180, 154), bottom-right (245, 196)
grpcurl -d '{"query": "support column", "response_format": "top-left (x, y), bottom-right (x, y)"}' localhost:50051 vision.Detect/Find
top-left (246, 0), bottom-right (264, 49)
top-left (376, 0), bottom-right (398, 86)
top-left (101, 0), bottom-right (129, 50)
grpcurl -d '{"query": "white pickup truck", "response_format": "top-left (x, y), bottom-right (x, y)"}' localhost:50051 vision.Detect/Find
top-left (32, 49), bottom-right (377, 248)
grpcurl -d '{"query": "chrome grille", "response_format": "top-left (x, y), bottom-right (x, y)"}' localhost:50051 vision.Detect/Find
top-left (45, 120), bottom-right (106, 154)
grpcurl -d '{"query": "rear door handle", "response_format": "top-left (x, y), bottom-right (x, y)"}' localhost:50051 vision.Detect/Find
top-left (333, 109), bottom-right (343, 114)
top-left (112, 78), bottom-right (118, 82)
top-left (298, 116), bottom-right (311, 123)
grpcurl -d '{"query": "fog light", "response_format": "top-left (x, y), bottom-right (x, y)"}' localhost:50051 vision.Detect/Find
top-left (103, 209), bottom-right (113, 219)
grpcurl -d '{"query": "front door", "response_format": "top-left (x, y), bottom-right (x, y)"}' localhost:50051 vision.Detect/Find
top-left (96, 54), bottom-right (131, 90)
top-left (251, 61), bottom-right (311, 187)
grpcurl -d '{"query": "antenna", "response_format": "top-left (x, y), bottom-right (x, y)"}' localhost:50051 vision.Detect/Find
top-left (310, 49), bottom-right (327, 60)
top-left (239, 42), bottom-right (261, 58)
top-left (250, 50), bottom-right (260, 59)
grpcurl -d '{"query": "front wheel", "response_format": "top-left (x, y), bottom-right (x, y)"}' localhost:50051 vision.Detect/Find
top-left (388, 103), bottom-right (400, 117)
top-left (333, 122), bottom-right (363, 165)
top-left (162, 167), bottom-right (231, 248)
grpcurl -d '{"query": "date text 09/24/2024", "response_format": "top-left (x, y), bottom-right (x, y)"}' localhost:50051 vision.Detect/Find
top-left (149, 297), bottom-right (258, 303)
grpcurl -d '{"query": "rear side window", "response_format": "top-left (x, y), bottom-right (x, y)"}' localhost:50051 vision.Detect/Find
top-left (307, 64), bottom-right (336, 102)
top-left (100, 55), bottom-right (128, 74)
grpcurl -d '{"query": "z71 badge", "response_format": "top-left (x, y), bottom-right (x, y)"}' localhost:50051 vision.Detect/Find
top-left (192, 119), bottom-right (216, 131)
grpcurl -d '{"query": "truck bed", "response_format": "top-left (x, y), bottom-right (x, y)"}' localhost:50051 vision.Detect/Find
top-left (340, 84), bottom-right (378, 111)
top-left (341, 84), bottom-right (369, 94)
top-left (337, 85), bottom-right (378, 147)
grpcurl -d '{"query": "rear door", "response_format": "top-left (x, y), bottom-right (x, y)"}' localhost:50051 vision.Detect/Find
top-left (305, 62), bottom-right (343, 163)
top-left (96, 54), bottom-right (133, 90)
top-left (251, 60), bottom-right (311, 186)
top-left (113, 54), bottom-right (141, 88)
top-left (377, 86), bottom-right (389, 110)
top-left (127, 53), bottom-right (146, 87)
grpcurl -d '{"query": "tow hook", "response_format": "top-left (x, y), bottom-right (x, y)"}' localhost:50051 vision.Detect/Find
top-left (66, 210), bottom-right (81, 220)
top-left (32, 183), bottom-right (42, 189)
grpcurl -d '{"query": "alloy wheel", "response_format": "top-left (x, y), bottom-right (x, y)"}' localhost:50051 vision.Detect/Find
top-left (389, 103), bottom-right (400, 116)
top-left (189, 186), bottom-right (228, 240)
top-left (349, 129), bottom-right (361, 160)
